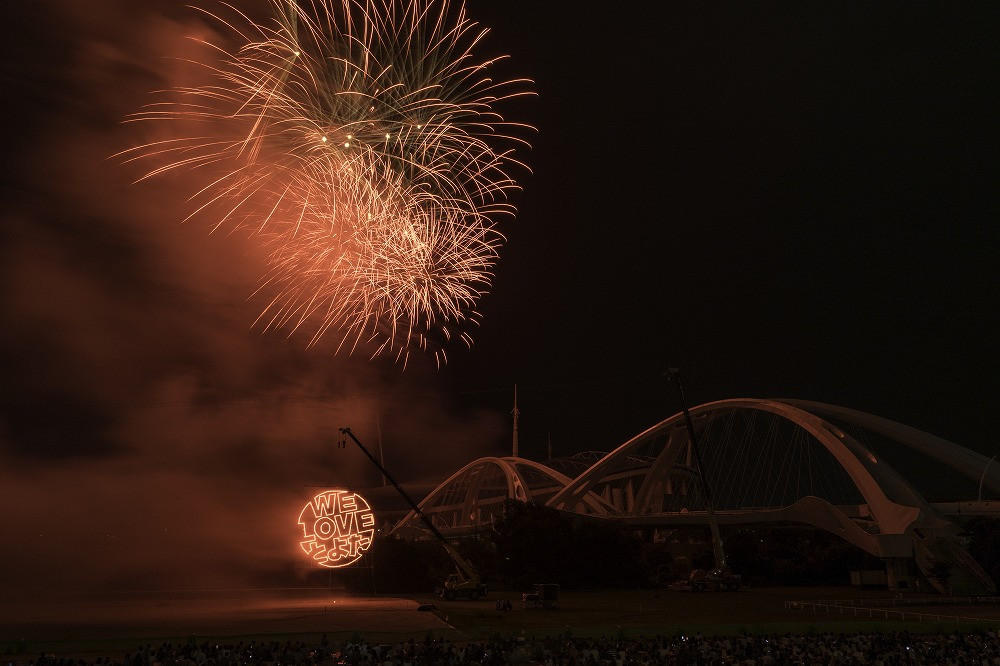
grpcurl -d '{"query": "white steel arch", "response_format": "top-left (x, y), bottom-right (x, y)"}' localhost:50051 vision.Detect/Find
top-left (781, 399), bottom-right (1000, 497)
top-left (545, 399), bottom-right (966, 558)
top-left (388, 399), bottom-right (996, 593)
top-left (392, 456), bottom-right (610, 536)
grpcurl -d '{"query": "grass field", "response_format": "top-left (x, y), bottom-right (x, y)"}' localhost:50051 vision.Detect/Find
top-left (3, 586), bottom-right (1000, 660)
top-left (420, 587), bottom-right (1000, 643)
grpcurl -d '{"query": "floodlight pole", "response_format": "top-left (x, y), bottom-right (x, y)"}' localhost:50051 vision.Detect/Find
top-left (667, 368), bottom-right (727, 571)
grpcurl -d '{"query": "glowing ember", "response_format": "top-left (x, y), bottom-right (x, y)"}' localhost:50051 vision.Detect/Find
top-left (298, 489), bottom-right (376, 568)
top-left (121, 0), bottom-right (533, 366)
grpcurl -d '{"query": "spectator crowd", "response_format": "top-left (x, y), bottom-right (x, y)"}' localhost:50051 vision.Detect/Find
top-left (9, 629), bottom-right (1000, 666)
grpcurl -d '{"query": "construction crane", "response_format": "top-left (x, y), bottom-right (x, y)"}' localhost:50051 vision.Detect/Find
top-left (666, 370), bottom-right (741, 592)
top-left (339, 427), bottom-right (488, 600)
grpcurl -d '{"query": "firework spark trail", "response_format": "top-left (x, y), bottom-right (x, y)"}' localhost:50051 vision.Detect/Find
top-left (121, 0), bottom-right (532, 366)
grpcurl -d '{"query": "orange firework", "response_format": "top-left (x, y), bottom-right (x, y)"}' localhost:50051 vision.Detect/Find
top-left (122, 0), bottom-right (532, 366)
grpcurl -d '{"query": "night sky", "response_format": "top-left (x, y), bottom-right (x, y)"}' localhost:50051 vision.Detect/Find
top-left (1, 1), bottom-right (998, 592)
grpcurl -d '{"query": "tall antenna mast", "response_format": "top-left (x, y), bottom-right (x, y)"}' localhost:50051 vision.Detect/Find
top-left (512, 384), bottom-right (520, 457)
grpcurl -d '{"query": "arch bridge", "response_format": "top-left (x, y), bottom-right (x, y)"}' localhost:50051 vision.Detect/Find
top-left (393, 399), bottom-right (1000, 593)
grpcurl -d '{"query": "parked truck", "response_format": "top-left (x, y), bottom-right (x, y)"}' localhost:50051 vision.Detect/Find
top-left (522, 583), bottom-right (560, 608)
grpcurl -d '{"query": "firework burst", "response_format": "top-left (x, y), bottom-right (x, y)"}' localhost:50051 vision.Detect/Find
top-left (122, 0), bottom-right (532, 366)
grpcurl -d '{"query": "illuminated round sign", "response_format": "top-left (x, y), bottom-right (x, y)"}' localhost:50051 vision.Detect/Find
top-left (298, 489), bottom-right (376, 568)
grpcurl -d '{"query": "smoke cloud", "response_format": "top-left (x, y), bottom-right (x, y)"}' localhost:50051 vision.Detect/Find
top-left (0, 0), bottom-right (505, 592)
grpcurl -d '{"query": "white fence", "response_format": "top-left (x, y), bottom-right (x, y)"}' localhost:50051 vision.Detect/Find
top-left (784, 596), bottom-right (1000, 623)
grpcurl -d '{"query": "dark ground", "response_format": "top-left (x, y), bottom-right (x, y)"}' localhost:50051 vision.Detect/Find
top-left (4, 587), bottom-right (1000, 660)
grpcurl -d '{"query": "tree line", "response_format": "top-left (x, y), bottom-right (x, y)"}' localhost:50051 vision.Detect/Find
top-left (332, 503), bottom-right (1000, 593)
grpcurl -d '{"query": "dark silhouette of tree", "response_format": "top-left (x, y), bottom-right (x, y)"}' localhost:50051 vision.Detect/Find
top-left (453, 534), bottom-right (502, 584)
top-left (641, 541), bottom-right (676, 584)
top-left (491, 500), bottom-right (575, 588)
top-left (490, 500), bottom-right (646, 589)
top-left (722, 528), bottom-right (762, 580)
top-left (569, 518), bottom-right (646, 588)
top-left (928, 558), bottom-right (953, 592)
top-left (965, 517), bottom-right (1000, 586)
top-left (690, 548), bottom-right (715, 571)
top-left (668, 526), bottom-right (882, 586)
top-left (343, 535), bottom-right (451, 593)
top-left (344, 508), bottom-right (895, 595)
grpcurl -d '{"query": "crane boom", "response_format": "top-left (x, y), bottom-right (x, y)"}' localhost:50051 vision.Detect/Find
top-left (663, 371), bottom-right (742, 592)
top-left (667, 370), bottom-right (727, 571)
top-left (339, 427), bottom-right (482, 588)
